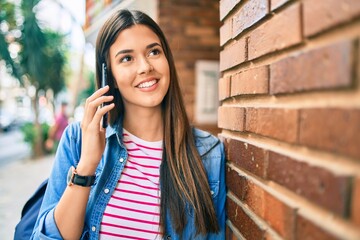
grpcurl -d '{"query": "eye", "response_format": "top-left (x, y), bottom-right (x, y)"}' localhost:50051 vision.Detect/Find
top-left (148, 48), bottom-right (161, 57)
top-left (120, 55), bottom-right (132, 63)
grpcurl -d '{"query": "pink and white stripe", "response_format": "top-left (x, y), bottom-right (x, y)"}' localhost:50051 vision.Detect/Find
top-left (99, 129), bottom-right (163, 239)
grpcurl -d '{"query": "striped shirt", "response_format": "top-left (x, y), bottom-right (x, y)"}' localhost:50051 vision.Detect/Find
top-left (99, 129), bottom-right (163, 239)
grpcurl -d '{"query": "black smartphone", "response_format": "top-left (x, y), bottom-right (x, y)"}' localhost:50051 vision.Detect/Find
top-left (101, 63), bottom-right (108, 128)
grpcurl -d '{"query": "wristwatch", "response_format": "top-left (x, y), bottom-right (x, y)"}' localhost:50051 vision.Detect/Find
top-left (67, 166), bottom-right (96, 187)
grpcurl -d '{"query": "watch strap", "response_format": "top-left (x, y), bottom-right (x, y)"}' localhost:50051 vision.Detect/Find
top-left (68, 166), bottom-right (96, 187)
top-left (72, 173), bottom-right (96, 187)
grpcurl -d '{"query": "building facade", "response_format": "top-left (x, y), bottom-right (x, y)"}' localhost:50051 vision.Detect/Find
top-left (84, 0), bottom-right (360, 239)
top-left (219, 0), bottom-right (360, 239)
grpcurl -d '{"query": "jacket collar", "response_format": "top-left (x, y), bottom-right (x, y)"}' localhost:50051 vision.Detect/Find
top-left (193, 128), bottom-right (220, 157)
top-left (105, 118), bottom-right (123, 139)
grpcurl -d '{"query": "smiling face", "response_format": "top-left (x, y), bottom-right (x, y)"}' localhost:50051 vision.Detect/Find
top-left (109, 24), bottom-right (170, 112)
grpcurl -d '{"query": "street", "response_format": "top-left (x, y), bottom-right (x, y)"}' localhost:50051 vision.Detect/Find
top-left (0, 129), bottom-right (54, 239)
top-left (0, 129), bottom-right (31, 167)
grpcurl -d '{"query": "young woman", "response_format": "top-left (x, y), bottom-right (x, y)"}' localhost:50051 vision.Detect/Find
top-left (31, 9), bottom-right (226, 239)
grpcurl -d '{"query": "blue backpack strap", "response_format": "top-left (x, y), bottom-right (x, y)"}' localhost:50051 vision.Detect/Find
top-left (14, 178), bottom-right (48, 240)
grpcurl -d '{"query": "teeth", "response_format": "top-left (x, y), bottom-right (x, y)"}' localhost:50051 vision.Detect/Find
top-left (138, 80), bottom-right (157, 88)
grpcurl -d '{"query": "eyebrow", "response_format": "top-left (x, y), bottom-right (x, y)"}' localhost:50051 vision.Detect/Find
top-left (115, 42), bottom-right (161, 58)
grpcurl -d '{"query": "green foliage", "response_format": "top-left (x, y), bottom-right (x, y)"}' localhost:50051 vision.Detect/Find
top-left (0, 0), bottom-right (22, 79)
top-left (20, 122), bottom-right (50, 153)
top-left (1, 0), bottom-right (69, 156)
top-left (19, 3), bottom-right (47, 85)
top-left (0, 0), bottom-right (68, 93)
top-left (41, 30), bottom-right (68, 95)
top-left (20, 0), bottom-right (56, 89)
top-left (77, 71), bottom-right (96, 105)
top-left (0, 0), bottom-right (16, 27)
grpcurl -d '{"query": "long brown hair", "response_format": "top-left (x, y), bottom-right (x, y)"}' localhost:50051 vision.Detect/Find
top-left (95, 9), bottom-right (219, 236)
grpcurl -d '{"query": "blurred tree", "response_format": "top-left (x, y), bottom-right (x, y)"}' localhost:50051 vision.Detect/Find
top-left (41, 30), bottom-right (67, 96)
top-left (0, 0), bottom-right (22, 79)
top-left (77, 70), bottom-right (95, 106)
top-left (0, 0), bottom-right (68, 157)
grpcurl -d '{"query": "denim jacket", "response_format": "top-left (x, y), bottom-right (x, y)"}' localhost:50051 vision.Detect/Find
top-left (31, 121), bottom-right (226, 239)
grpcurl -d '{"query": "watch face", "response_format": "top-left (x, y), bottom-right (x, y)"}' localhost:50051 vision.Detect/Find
top-left (67, 166), bottom-right (75, 186)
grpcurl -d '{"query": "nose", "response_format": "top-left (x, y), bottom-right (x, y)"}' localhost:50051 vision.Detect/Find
top-left (137, 57), bottom-right (153, 75)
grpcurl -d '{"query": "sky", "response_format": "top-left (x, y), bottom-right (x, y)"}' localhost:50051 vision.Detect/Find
top-left (36, 0), bottom-right (86, 51)
top-left (35, 0), bottom-right (96, 69)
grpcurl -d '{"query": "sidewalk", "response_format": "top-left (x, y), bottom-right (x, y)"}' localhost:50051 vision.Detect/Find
top-left (0, 155), bottom-right (54, 240)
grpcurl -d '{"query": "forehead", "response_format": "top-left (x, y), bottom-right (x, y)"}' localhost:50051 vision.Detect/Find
top-left (110, 24), bottom-right (161, 51)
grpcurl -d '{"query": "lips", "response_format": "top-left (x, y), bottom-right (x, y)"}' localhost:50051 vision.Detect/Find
top-left (136, 79), bottom-right (158, 89)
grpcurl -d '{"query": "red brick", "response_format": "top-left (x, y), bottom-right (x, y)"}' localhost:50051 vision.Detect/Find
top-left (226, 166), bottom-right (247, 201)
top-left (248, 2), bottom-right (302, 60)
top-left (227, 197), bottom-right (265, 239)
top-left (219, 76), bottom-right (231, 101)
top-left (227, 138), bottom-right (267, 178)
top-left (199, 37), bottom-right (219, 46)
top-left (231, 65), bottom-right (269, 96)
top-left (185, 26), bottom-right (216, 37)
top-left (296, 215), bottom-right (339, 240)
top-left (299, 108), bottom-right (360, 160)
top-left (220, 20), bottom-right (232, 46)
top-left (303, 0), bottom-right (360, 37)
top-left (267, 152), bottom-right (351, 216)
top-left (218, 106), bottom-right (245, 131)
top-left (245, 108), bottom-right (299, 143)
top-left (226, 225), bottom-right (238, 240)
top-left (264, 192), bottom-right (296, 240)
top-left (220, 38), bottom-right (247, 71)
top-left (232, 0), bottom-right (268, 37)
top-left (264, 231), bottom-right (276, 240)
top-left (225, 168), bottom-right (266, 219)
top-left (271, 0), bottom-right (290, 11)
top-left (158, 0), bottom-right (219, 131)
top-left (220, 0), bottom-right (241, 20)
top-left (222, 135), bottom-right (229, 154)
top-left (270, 40), bottom-right (353, 94)
top-left (352, 178), bottom-right (360, 226)
top-left (244, 181), bottom-right (266, 218)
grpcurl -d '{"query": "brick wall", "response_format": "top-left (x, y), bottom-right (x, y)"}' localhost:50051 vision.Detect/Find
top-left (219, 0), bottom-right (360, 239)
top-left (158, 0), bottom-right (220, 133)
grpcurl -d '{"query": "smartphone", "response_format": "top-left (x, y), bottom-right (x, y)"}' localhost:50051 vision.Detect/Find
top-left (101, 63), bottom-right (108, 128)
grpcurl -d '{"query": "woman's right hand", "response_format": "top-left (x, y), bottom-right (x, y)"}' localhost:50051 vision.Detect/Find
top-left (76, 85), bottom-right (115, 175)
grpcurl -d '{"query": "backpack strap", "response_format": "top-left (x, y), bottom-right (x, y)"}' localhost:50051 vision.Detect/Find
top-left (14, 178), bottom-right (48, 240)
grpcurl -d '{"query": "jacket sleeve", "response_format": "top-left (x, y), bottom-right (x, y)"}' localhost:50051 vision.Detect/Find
top-left (31, 122), bottom-right (82, 239)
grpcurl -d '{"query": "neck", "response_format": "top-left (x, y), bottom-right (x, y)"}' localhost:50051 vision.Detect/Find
top-left (123, 106), bottom-right (163, 142)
